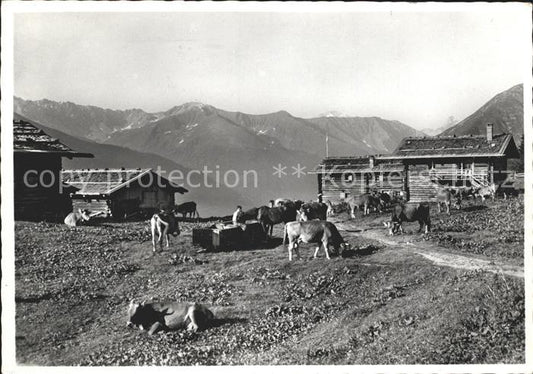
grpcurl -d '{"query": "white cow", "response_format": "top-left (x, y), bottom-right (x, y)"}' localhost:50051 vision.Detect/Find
top-left (64, 209), bottom-right (92, 227)
top-left (150, 209), bottom-right (180, 252)
top-left (283, 221), bottom-right (349, 261)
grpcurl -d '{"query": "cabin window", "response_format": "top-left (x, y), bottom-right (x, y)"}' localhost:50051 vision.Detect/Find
top-left (340, 192), bottom-right (348, 199)
top-left (344, 173), bottom-right (354, 182)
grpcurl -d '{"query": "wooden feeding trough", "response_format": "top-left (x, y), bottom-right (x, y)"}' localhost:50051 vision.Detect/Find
top-left (192, 221), bottom-right (266, 251)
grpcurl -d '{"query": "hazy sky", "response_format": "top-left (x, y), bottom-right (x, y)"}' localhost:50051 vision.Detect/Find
top-left (13, 5), bottom-right (530, 130)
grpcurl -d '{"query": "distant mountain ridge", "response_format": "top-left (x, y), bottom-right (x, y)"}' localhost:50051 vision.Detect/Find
top-left (440, 84), bottom-right (523, 144)
top-left (11, 97), bottom-right (423, 206)
top-left (15, 114), bottom-right (249, 216)
top-left (14, 97), bottom-right (422, 156)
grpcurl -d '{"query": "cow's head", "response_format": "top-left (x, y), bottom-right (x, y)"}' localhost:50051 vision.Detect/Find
top-left (126, 300), bottom-right (151, 329)
top-left (453, 196), bottom-right (462, 210)
top-left (385, 221), bottom-right (401, 235)
top-left (339, 242), bottom-right (351, 255)
top-left (296, 208), bottom-right (308, 222)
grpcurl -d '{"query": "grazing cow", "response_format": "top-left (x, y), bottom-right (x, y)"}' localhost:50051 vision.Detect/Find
top-left (283, 221), bottom-right (349, 261)
top-left (127, 300), bottom-right (214, 335)
top-left (346, 194), bottom-right (381, 217)
top-left (64, 209), bottom-right (94, 227)
top-left (385, 203), bottom-right (431, 235)
top-left (297, 202), bottom-right (328, 221)
top-left (326, 200), bottom-right (335, 217)
top-left (475, 184), bottom-right (497, 202)
top-left (176, 201), bottom-right (199, 218)
top-left (436, 188), bottom-right (461, 214)
top-left (150, 209), bottom-right (180, 252)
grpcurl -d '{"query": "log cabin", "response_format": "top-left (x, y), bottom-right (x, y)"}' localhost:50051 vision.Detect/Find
top-left (62, 168), bottom-right (188, 219)
top-left (316, 124), bottom-right (520, 203)
top-left (13, 114), bottom-right (94, 221)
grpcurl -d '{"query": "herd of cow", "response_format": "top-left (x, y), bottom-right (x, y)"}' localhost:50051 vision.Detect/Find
top-left (123, 187), bottom-right (481, 336)
top-left (58, 184), bottom-right (510, 336)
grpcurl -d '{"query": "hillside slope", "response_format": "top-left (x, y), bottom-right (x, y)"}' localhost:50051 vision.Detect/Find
top-left (440, 84), bottom-right (523, 144)
top-left (307, 116), bottom-right (425, 154)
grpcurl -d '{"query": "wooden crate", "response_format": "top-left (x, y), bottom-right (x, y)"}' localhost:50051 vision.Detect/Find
top-left (213, 226), bottom-right (244, 251)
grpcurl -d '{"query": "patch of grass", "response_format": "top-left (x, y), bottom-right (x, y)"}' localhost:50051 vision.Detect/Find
top-left (14, 215), bottom-right (524, 365)
top-left (421, 198), bottom-right (524, 260)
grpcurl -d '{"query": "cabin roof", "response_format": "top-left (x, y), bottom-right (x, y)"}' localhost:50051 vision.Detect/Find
top-left (62, 168), bottom-right (188, 196)
top-left (13, 113), bottom-right (93, 157)
top-left (312, 156), bottom-right (404, 174)
top-left (378, 134), bottom-right (517, 160)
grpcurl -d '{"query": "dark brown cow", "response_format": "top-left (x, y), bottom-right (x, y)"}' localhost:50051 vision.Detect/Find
top-left (297, 202), bottom-right (328, 221)
top-left (386, 203), bottom-right (431, 235)
top-left (176, 201), bottom-right (199, 218)
top-left (126, 300), bottom-right (214, 335)
top-left (257, 204), bottom-right (297, 237)
top-left (238, 207), bottom-right (259, 223)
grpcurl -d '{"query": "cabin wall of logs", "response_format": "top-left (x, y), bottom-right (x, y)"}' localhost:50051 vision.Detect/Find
top-left (14, 153), bottom-right (73, 221)
top-left (318, 156), bottom-right (515, 204)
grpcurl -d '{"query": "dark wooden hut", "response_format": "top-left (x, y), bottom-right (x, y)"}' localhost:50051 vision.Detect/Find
top-left (13, 114), bottom-right (93, 221)
top-left (62, 168), bottom-right (188, 219)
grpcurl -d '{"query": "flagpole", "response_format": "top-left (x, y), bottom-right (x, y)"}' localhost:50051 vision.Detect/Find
top-left (326, 125), bottom-right (329, 157)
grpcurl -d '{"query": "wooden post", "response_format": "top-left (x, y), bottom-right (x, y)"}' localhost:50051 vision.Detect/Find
top-left (317, 173), bottom-right (323, 202)
top-left (489, 159), bottom-right (494, 184)
top-left (404, 163), bottom-right (409, 201)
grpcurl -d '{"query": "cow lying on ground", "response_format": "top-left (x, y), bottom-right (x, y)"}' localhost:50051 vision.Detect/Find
top-left (176, 201), bottom-right (199, 218)
top-left (283, 221), bottom-right (350, 261)
top-left (385, 203), bottom-right (431, 235)
top-left (126, 300), bottom-right (214, 335)
top-left (436, 188), bottom-right (461, 214)
top-left (297, 202), bottom-right (328, 221)
top-left (64, 209), bottom-right (102, 227)
top-left (151, 208), bottom-right (180, 252)
top-left (346, 194), bottom-right (381, 217)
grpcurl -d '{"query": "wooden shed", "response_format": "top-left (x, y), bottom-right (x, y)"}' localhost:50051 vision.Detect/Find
top-left (62, 168), bottom-right (188, 219)
top-left (377, 124), bottom-right (520, 202)
top-left (13, 114), bottom-right (93, 221)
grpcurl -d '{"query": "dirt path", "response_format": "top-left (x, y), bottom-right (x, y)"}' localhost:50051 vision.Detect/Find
top-left (334, 220), bottom-right (524, 279)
